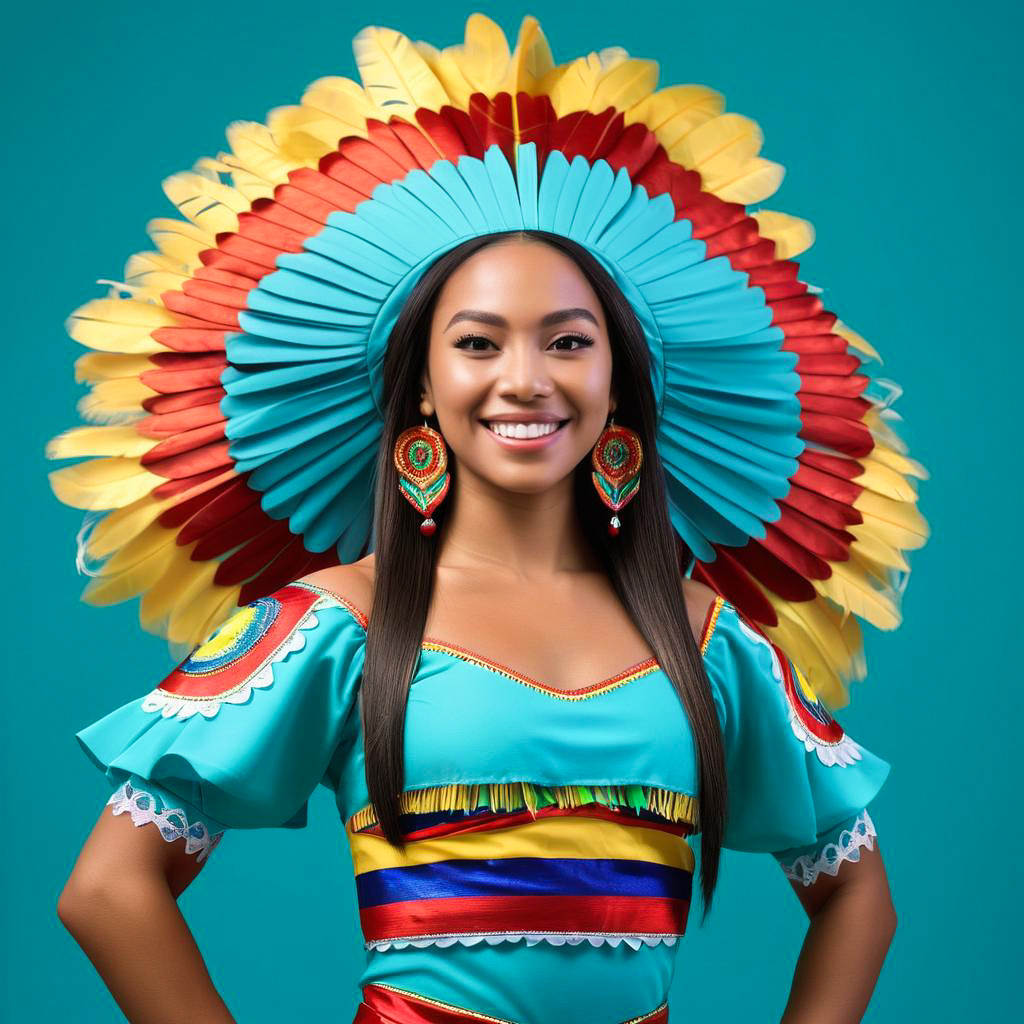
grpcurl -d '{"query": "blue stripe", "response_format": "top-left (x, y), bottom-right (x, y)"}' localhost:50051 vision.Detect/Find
top-left (355, 857), bottom-right (692, 908)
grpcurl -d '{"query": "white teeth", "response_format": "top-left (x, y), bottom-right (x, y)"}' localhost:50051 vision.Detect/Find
top-left (487, 421), bottom-right (561, 439)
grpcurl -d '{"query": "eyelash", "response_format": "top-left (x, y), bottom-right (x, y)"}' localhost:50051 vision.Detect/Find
top-left (453, 332), bottom-right (595, 352)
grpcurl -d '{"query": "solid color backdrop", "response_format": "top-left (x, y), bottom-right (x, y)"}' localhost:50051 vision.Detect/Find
top-left (3, 0), bottom-right (1017, 1019)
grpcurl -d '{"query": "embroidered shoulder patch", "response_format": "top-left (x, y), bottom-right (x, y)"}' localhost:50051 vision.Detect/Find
top-left (736, 617), bottom-right (863, 767)
top-left (141, 585), bottom-right (322, 720)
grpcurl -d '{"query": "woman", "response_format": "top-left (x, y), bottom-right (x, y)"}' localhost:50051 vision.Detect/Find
top-left (50, 15), bottom-right (922, 1024)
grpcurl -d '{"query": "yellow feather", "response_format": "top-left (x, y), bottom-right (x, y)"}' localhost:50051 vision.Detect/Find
top-left (66, 298), bottom-right (175, 355)
top-left (868, 439), bottom-right (930, 481)
top-left (853, 490), bottom-right (930, 550)
top-left (834, 320), bottom-right (882, 363)
top-left (814, 559), bottom-right (901, 631)
top-left (751, 210), bottom-right (815, 259)
top-left (49, 457), bottom-right (163, 511)
top-left (853, 451), bottom-right (921, 502)
top-left (46, 426), bottom-right (156, 460)
top-left (844, 526), bottom-right (911, 571)
top-left (625, 84), bottom-right (724, 142)
top-left (74, 352), bottom-right (154, 385)
top-left (353, 25), bottom-right (449, 116)
top-left (168, 579), bottom-right (242, 649)
top-left (500, 15), bottom-right (556, 96)
top-left (706, 158), bottom-right (785, 205)
top-left (547, 54), bottom-right (659, 117)
top-left (668, 113), bottom-right (764, 181)
top-left (140, 550), bottom-right (220, 629)
top-left (123, 250), bottom-right (190, 289)
top-left (161, 172), bottom-right (245, 234)
top-left (85, 494), bottom-right (173, 559)
top-left (267, 78), bottom-right (374, 161)
top-left (145, 217), bottom-right (211, 269)
top-left (765, 589), bottom-right (865, 708)
top-left (83, 522), bottom-right (180, 605)
top-left (77, 379), bottom-right (154, 422)
top-left (422, 13), bottom-right (512, 108)
top-left (223, 121), bottom-right (298, 185)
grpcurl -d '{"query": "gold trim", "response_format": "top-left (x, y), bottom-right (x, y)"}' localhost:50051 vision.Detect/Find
top-left (622, 1004), bottom-right (669, 1024)
top-left (421, 639), bottom-right (661, 700)
top-left (347, 781), bottom-right (698, 833)
top-left (700, 595), bottom-right (726, 656)
top-left (366, 983), bottom-right (517, 1023)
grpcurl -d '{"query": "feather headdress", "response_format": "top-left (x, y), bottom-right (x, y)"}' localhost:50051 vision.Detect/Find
top-left (46, 13), bottom-right (928, 708)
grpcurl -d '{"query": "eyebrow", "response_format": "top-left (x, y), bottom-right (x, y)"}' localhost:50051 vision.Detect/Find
top-left (444, 307), bottom-right (600, 331)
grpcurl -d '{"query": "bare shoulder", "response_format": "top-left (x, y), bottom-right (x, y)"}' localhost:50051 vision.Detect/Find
top-left (297, 554), bottom-right (376, 618)
top-left (681, 577), bottom-right (720, 648)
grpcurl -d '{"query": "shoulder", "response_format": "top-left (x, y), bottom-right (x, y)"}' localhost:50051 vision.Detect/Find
top-left (681, 577), bottom-right (722, 651)
top-left (296, 555), bottom-right (375, 623)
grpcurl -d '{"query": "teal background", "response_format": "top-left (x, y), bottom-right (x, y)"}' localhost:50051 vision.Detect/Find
top-left (3, 0), bottom-right (1017, 1019)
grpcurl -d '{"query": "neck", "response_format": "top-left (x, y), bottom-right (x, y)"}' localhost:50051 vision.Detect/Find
top-left (435, 466), bottom-right (600, 580)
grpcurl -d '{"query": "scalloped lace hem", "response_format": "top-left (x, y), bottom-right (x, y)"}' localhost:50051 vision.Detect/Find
top-left (107, 780), bottom-right (224, 863)
top-left (366, 932), bottom-right (680, 952)
top-left (779, 809), bottom-right (877, 886)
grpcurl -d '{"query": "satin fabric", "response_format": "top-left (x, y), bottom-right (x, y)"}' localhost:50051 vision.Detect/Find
top-left (75, 581), bottom-right (888, 1023)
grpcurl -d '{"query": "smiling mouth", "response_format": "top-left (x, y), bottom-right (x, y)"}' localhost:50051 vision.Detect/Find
top-left (480, 419), bottom-right (571, 440)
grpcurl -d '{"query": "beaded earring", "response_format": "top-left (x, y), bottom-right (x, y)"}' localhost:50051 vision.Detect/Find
top-left (591, 418), bottom-right (643, 537)
top-left (393, 421), bottom-right (450, 536)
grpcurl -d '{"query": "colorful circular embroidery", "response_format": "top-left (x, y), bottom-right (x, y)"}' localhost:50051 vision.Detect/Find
top-left (180, 597), bottom-right (281, 675)
top-left (782, 661), bottom-right (845, 746)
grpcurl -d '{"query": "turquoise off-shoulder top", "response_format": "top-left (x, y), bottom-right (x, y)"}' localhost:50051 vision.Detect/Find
top-left (76, 582), bottom-right (888, 1024)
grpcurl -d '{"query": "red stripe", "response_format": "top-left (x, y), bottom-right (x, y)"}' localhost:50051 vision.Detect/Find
top-left (359, 893), bottom-right (689, 943)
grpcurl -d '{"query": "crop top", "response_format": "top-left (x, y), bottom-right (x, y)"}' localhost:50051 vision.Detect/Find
top-left (76, 581), bottom-right (888, 1024)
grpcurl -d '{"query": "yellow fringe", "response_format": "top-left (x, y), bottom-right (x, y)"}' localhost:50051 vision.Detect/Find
top-left (348, 782), bottom-right (699, 833)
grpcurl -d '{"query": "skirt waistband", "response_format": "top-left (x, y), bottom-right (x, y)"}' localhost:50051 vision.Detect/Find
top-left (354, 983), bottom-right (669, 1024)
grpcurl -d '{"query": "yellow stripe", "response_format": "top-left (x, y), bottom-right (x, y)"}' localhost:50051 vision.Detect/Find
top-left (349, 815), bottom-right (695, 875)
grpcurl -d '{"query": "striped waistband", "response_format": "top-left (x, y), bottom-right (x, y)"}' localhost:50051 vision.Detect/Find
top-left (348, 801), bottom-right (694, 951)
top-left (354, 983), bottom-right (669, 1024)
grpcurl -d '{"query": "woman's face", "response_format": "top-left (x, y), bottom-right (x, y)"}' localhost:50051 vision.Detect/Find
top-left (421, 238), bottom-right (617, 496)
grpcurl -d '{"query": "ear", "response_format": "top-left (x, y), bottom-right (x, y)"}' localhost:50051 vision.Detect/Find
top-left (420, 371), bottom-right (435, 418)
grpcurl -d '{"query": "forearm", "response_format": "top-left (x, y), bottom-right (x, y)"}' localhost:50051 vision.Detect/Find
top-left (59, 874), bottom-right (234, 1024)
top-left (780, 881), bottom-right (896, 1024)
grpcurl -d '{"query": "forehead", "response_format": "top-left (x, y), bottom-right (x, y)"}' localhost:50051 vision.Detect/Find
top-left (431, 240), bottom-right (605, 325)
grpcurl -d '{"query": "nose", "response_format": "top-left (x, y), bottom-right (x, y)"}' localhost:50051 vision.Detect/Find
top-left (496, 339), bottom-right (554, 401)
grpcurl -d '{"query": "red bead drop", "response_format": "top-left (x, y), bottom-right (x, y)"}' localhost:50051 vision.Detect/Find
top-left (420, 518), bottom-right (437, 537)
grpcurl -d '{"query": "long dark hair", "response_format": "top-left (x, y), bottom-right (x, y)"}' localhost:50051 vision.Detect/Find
top-left (361, 230), bottom-right (728, 917)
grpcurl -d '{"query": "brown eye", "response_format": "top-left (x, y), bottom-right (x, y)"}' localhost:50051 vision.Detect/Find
top-left (549, 333), bottom-right (595, 352)
top-left (453, 334), bottom-right (497, 352)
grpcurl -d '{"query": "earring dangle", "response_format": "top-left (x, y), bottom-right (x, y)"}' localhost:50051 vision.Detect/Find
top-left (591, 418), bottom-right (643, 537)
top-left (393, 421), bottom-right (450, 537)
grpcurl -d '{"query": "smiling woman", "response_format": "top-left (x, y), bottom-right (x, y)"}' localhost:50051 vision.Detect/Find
top-left (51, 13), bottom-right (924, 1024)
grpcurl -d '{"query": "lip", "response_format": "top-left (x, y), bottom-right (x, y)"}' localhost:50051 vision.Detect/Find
top-left (480, 418), bottom-right (570, 452)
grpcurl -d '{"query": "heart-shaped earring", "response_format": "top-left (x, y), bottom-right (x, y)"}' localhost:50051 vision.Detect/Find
top-left (393, 422), bottom-right (450, 536)
top-left (591, 418), bottom-right (643, 537)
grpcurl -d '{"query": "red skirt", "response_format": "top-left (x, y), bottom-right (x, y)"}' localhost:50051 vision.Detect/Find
top-left (354, 983), bottom-right (669, 1024)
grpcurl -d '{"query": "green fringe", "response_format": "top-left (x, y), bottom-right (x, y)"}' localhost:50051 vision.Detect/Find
top-left (348, 781), bottom-right (698, 832)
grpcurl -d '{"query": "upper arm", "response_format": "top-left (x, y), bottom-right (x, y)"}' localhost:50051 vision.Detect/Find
top-left (63, 799), bottom-right (210, 912)
top-left (682, 577), bottom-right (718, 650)
top-left (787, 838), bottom-right (894, 920)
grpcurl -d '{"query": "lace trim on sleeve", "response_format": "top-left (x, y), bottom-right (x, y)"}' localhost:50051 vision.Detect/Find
top-left (107, 780), bottom-right (224, 863)
top-left (778, 809), bottom-right (877, 887)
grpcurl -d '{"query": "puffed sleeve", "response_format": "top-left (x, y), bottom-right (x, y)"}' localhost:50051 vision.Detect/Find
top-left (704, 600), bottom-right (889, 873)
top-left (76, 583), bottom-right (366, 842)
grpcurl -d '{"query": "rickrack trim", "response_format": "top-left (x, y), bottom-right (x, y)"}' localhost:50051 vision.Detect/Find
top-left (107, 780), bottom-right (224, 863)
top-left (367, 932), bottom-right (680, 952)
top-left (348, 781), bottom-right (698, 833)
top-left (779, 809), bottom-right (877, 886)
